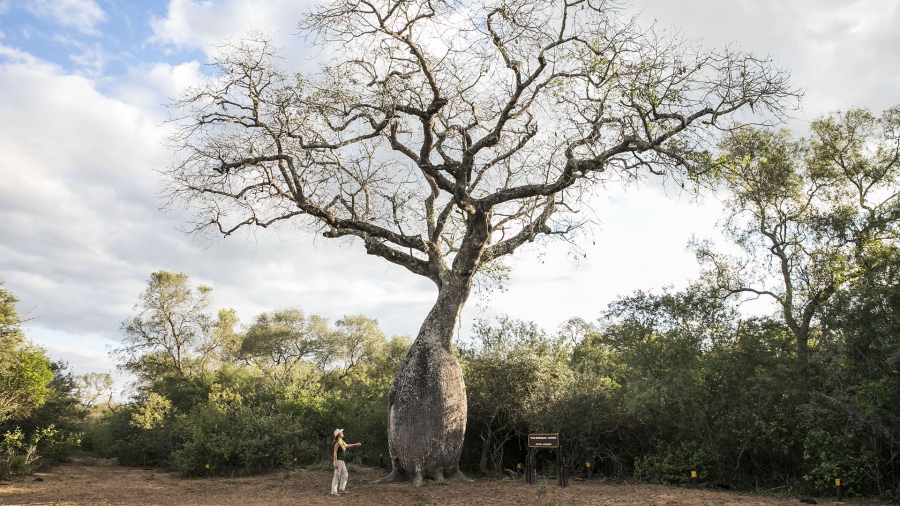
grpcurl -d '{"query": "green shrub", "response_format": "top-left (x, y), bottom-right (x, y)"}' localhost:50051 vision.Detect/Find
top-left (634, 440), bottom-right (713, 486)
top-left (81, 402), bottom-right (176, 467)
top-left (802, 428), bottom-right (868, 497)
top-left (0, 425), bottom-right (81, 478)
top-left (171, 388), bottom-right (302, 476)
top-left (32, 424), bottom-right (80, 463)
top-left (0, 428), bottom-right (40, 478)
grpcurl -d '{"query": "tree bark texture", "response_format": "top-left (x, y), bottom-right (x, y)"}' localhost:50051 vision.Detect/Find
top-left (381, 279), bottom-right (471, 485)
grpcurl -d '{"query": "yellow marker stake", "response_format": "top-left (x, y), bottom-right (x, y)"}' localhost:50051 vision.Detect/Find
top-left (205, 464), bottom-right (209, 469)
top-left (586, 462), bottom-right (591, 468)
top-left (835, 478), bottom-right (841, 486)
top-left (691, 471), bottom-right (697, 478)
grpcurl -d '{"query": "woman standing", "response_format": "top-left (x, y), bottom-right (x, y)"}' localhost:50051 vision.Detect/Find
top-left (331, 428), bottom-right (361, 496)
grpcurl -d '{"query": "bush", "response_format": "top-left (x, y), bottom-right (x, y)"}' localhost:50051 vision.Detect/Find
top-left (0, 425), bottom-right (81, 478)
top-left (171, 388), bottom-right (302, 476)
top-left (81, 402), bottom-right (176, 467)
top-left (802, 428), bottom-right (869, 497)
top-left (33, 424), bottom-right (80, 463)
top-left (1, 428), bottom-right (38, 478)
top-left (634, 440), bottom-right (713, 486)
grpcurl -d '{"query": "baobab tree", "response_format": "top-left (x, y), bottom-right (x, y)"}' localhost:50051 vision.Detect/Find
top-left (165, 0), bottom-right (798, 485)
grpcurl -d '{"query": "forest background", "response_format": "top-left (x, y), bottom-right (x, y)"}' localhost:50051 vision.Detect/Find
top-left (2, 0), bottom-right (900, 501)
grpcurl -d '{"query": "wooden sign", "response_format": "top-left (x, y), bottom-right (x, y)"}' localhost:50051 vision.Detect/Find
top-left (528, 433), bottom-right (559, 448)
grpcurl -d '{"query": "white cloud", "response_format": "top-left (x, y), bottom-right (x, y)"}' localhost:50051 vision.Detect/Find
top-left (797, 0), bottom-right (900, 114)
top-left (147, 0), bottom-right (330, 78)
top-left (0, 45), bottom-right (172, 334)
top-left (0, 43), bottom-right (42, 65)
top-left (25, 0), bottom-right (106, 34)
top-left (110, 60), bottom-right (204, 120)
top-left (27, 326), bottom-right (129, 391)
top-left (150, 0), bottom-right (314, 62)
top-left (67, 42), bottom-right (107, 76)
top-left (627, 0), bottom-right (900, 122)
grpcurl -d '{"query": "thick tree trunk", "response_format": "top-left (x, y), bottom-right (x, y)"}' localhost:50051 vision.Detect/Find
top-left (379, 209), bottom-right (490, 485)
top-left (379, 277), bottom-right (472, 485)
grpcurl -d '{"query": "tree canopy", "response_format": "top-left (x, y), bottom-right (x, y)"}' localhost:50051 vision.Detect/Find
top-left (694, 106), bottom-right (900, 364)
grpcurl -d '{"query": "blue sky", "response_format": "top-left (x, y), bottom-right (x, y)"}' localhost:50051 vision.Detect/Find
top-left (1, 2), bottom-right (181, 75)
top-left (1, 0), bottom-right (898, 391)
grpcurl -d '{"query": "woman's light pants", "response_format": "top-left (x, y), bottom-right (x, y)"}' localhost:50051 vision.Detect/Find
top-left (331, 460), bottom-right (348, 494)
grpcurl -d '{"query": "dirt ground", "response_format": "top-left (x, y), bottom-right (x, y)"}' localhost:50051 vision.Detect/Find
top-left (0, 459), bottom-right (883, 506)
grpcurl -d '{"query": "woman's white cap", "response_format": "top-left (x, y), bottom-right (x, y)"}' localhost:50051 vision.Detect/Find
top-left (334, 428), bottom-right (343, 436)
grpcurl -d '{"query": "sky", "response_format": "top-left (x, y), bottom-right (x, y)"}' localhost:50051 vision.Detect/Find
top-left (1, 0), bottom-right (898, 389)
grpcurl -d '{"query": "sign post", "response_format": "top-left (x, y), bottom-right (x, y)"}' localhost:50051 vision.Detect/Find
top-left (526, 433), bottom-right (567, 488)
top-left (528, 433), bottom-right (559, 448)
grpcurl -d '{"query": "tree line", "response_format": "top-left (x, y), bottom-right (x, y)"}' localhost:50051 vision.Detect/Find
top-left (2, 105), bottom-right (898, 498)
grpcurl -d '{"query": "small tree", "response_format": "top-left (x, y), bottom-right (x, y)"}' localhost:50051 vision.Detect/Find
top-left (165, 0), bottom-right (798, 483)
top-left (460, 317), bottom-right (566, 475)
top-left (117, 271), bottom-right (235, 384)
